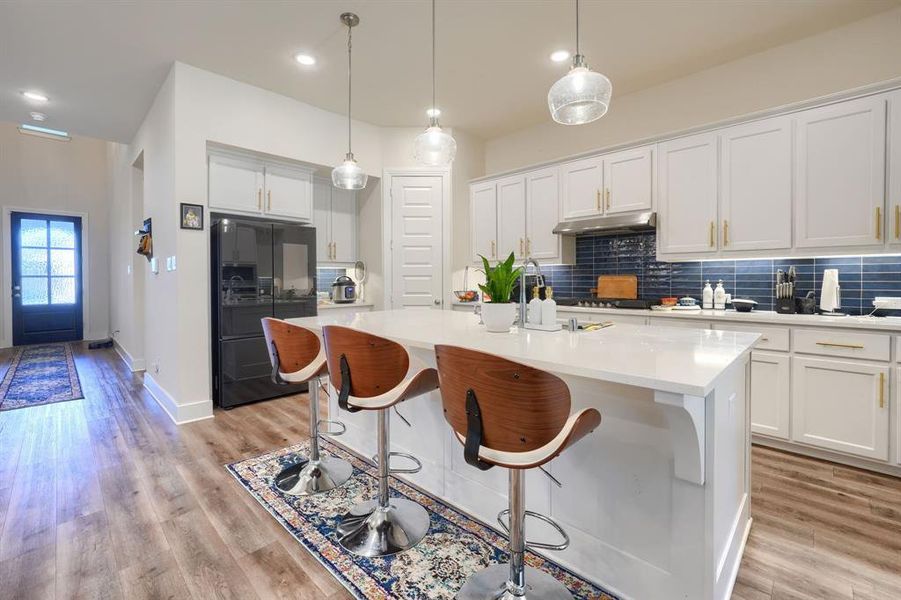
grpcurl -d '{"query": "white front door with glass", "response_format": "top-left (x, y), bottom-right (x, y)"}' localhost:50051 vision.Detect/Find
top-left (11, 212), bottom-right (83, 345)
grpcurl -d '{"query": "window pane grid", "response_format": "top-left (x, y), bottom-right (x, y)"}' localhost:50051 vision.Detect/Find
top-left (17, 217), bottom-right (78, 306)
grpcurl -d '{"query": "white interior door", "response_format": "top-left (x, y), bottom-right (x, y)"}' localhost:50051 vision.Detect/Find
top-left (390, 175), bottom-right (443, 310)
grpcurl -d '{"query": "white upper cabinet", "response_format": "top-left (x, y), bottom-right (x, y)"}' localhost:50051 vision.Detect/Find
top-left (719, 116), bottom-right (793, 252)
top-left (470, 181), bottom-right (498, 263)
top-left (657, 132), bottom-right (719, 255)
top-left (209, 154), bottom-right (264, 214)
top-left (560, 156), bottom-right (603, 219)
top-left (794, 96), bottom-right (886, 249)
top-left (888, 90), bottom-right (901, 246)
top-left (313, 177), bottom-right (357, 265)
top-left (525, 168), bottom-right (560, 260)
top-left (330, 188), bottom-right (357, 263)
top-left (603, 146), bottom-right (653, 214)
top-left (496, 175), bottom-right (527, 260)
top-left (264, 165), bottom-right (313, 221)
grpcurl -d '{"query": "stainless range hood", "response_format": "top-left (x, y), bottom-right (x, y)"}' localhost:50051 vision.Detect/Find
top-left (553, 211), bottom-right (657, 236)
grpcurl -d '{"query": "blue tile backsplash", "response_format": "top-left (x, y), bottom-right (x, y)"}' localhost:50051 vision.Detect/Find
top-left (540, 232), bottom-right (901, 315)
top-left (316, 267), bottom-right (346, 292)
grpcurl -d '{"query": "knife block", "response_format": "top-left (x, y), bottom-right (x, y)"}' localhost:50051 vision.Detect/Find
top-left (776, 297), bottom-right (796, 314)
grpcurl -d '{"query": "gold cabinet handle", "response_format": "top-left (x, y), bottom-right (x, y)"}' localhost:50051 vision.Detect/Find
top-left (596, 189), bottom-right (602, 212)
top-left (894, 204), bottom-right (900, 239)
top-left (526, 237), bottom-right (531, 255)
top-left (267, 190), bottom-right (272, 211)
top-left (760, 337), bottom-right (770, 342)
top-left (815, 341), bottom-right (864, 349)
top-left (605, 188), bottom-right (611, 210)
top-left (876, 206), bottom-right (882, 241)
top-left (723, 220), bottom-right (729, 246)
top-left (709, 222), bottom-right (715, 248)
top-left (258, 188), bottom-right (262, 210)
top-left (491, 240), bottom-right (496, 258)
top-left (879, 372), bottom-right (885, 409)
top-left (519, 238), bottom-right (524, 255)
top-left (333, 241), bottom-right (337, 259)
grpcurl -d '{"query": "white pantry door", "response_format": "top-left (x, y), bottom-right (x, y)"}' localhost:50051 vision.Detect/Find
top-left (390, 175), bottom-right (444, 310)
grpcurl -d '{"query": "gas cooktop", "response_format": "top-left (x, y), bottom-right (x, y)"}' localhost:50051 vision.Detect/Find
top-left (557, 298), bottom-right (657, 310)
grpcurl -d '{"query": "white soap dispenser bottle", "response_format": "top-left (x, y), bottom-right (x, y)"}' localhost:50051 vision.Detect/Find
top-left (702, 280), bottom-right (713, 309)
top-left (541, 286), bottom-right (557, 326)
top-left (713, 279), bottom-right (726, 310)
top-left (528, 286), bottom-right (543, 325)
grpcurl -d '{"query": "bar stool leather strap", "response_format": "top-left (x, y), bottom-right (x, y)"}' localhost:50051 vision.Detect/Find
top-left (464, 389), bottom-right (493, 471)
top-left (338, 354), bottom-right (362, 413)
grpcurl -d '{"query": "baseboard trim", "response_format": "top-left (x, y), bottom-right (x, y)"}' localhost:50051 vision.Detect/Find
top-left (753, 436), bottom-right (901, 477)
top-left (113, 340), bottom-right (146, 372)
top-left (143, 372), bottom-right (213, 425)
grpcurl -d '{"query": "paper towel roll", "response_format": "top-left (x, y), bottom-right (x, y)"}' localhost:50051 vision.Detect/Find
top-left (820, 268), bottom-right (840, 312)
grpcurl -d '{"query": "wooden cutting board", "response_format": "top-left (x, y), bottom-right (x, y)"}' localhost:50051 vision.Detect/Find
top-left (597, 275), bottom-right (638, 299)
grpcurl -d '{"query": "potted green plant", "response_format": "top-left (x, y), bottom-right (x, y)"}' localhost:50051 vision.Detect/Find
top-left (477, 252), bottom-right (522, 332)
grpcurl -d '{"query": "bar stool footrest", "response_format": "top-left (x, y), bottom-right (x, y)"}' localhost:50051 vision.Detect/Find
top-left (370, 451), bottom-right (423, 474)
top-left (497, 509), bottom-right (571, 551)
top-left (317, 419), bottom-right (347, 437)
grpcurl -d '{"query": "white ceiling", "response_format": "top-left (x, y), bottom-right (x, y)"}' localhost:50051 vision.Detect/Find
top-left (1, 0), bottom-right (898, 143)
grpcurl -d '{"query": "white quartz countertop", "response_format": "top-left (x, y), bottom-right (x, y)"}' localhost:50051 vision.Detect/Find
top-left (287, 309), bottom-right (758, 397)
top-left (317, 301), bottom-right (374, 309)
top-left (554, 304), bottom-right (901, 332)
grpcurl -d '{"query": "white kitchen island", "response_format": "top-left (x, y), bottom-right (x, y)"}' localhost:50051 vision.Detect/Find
top-left (288, 309), bottom-right (759, 600)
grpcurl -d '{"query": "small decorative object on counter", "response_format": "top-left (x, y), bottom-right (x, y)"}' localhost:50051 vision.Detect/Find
top-left (713, 280), bottom-right (726, 310)
top-left (731, 299), bottom-right (758, 313)
top-left (702, 280), bottom-right (713, 309)
top-left (540, 286), bottom-right (557, 325)
top-left (528, 286), bottom-right (543, 325)
top-left (776, 266), bottom-right (798, 314)
top-left (477, 253), bottom-right (522, 332)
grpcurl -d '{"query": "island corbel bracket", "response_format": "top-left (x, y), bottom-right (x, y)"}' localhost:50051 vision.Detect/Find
top-left (654, 391), bottom-right (706, 485)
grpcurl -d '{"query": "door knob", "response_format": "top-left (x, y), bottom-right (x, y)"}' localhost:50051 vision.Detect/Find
top-left (433, 299), bottom-right (441, 306)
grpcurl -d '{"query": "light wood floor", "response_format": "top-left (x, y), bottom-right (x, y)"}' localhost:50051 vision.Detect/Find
top-left (0, 345), bottom-right (898, 599)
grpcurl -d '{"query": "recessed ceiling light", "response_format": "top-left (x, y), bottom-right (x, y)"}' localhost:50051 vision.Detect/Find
top-left (21, 90), bottom-right (49, 103)
top-left (294, 53), bottom-right (316, 66)
top-left (426, 108), bottom-right (441, 118)
top-left (550, 50), bottom-right (570, 63)
top-left (30, 112), bottom-right (47, 122)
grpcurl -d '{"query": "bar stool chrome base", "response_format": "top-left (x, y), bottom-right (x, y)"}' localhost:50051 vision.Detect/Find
top-left (336, 497), bottom-right (430, 557)
top-left (456, 564), bottom-right (572, 600)
top-left (274, 455), bottom-right (353, 496)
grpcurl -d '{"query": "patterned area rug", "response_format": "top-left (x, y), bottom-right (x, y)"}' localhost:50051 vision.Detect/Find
top-left (228, 439), bottom-right (617, 600)
top-left (0, 343), bottom-right (83, 411)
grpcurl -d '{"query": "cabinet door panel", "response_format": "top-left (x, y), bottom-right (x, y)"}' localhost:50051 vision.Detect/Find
top-left (470, 182), bottom-right (497, 263)
top-left (265, 166), bottom-right (312, 221)
top-left (603, 146), bottom-right (653, 214)
top-left (888, 91), bottom-right (901, 246)
top-left (656, 132), bottom-right (718, 255)
top-left (209, 154), bottom-right (263, 214)
top-left (791, 355), bottom-right (889, 461)
top-left (560, 157), bottom-right (603, 220)
top-left (750, 351), bottom-right (790, 440)
top-left (720, 116), bottom-right (792, 251)
top-left (794, 96), bottom-right (886, 248)
top-left (496, 175), bottom-right (527, 260)
top-left (330, 188), bottom-right (357, 263)
top-left (525, 168), bottom-right (560, 260)
top-left (313, 179), bottom-right (331, 263)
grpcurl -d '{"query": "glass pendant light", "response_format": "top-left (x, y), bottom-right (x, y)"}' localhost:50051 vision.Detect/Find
top-left (548, 0), bottom-right (612, 125)
top-left (413, 0), bottom-right (456, 166)
top-left (332, 12), bottom-right (368, 190)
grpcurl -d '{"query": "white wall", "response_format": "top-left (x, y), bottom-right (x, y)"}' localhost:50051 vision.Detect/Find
top-left (0, 121), bottom-right (110, 346)
top-left (484, 7), bottom-right (901, 174)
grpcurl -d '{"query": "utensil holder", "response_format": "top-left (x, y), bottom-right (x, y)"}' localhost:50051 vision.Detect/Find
top-left (776, 297), bottom-right (796, 314)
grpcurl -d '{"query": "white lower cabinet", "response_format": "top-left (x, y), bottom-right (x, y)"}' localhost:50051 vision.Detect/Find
top-left (791, 355), bottom-right (890, 461)
top-left (750, 351), bottom-right (791, 440)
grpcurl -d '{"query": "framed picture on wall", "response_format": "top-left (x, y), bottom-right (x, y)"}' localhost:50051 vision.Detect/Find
top-left (180, 203), bottom-right (204, 230)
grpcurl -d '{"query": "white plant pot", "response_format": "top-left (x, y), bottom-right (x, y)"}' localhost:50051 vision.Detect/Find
top-left (481, 302), bottom-right (516, 333)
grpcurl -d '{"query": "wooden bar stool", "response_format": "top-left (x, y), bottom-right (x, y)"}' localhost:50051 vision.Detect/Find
top-left (262, 318), bottom-right (352, 496)
top-left (434, 345), bottom-right (602, 600)
top-left (322, 325), bottom-right (439, 557)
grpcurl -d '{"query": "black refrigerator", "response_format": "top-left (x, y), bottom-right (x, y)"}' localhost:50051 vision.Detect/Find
top-left (210, 215), bottom-right (318, 408)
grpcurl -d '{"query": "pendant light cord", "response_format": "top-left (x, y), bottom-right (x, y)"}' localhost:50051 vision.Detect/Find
top-left (431, 0), bottom-right (436, 113)
top-left (575, 0), bottom-right (580, 56)
top-left (347, 20), bottom-right (353, 155)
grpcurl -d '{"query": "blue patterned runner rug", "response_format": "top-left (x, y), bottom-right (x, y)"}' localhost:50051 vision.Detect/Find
top-left (228, 439), bottom-right (617, 600)
top-left (0, 343), bottom-right (84, 411)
